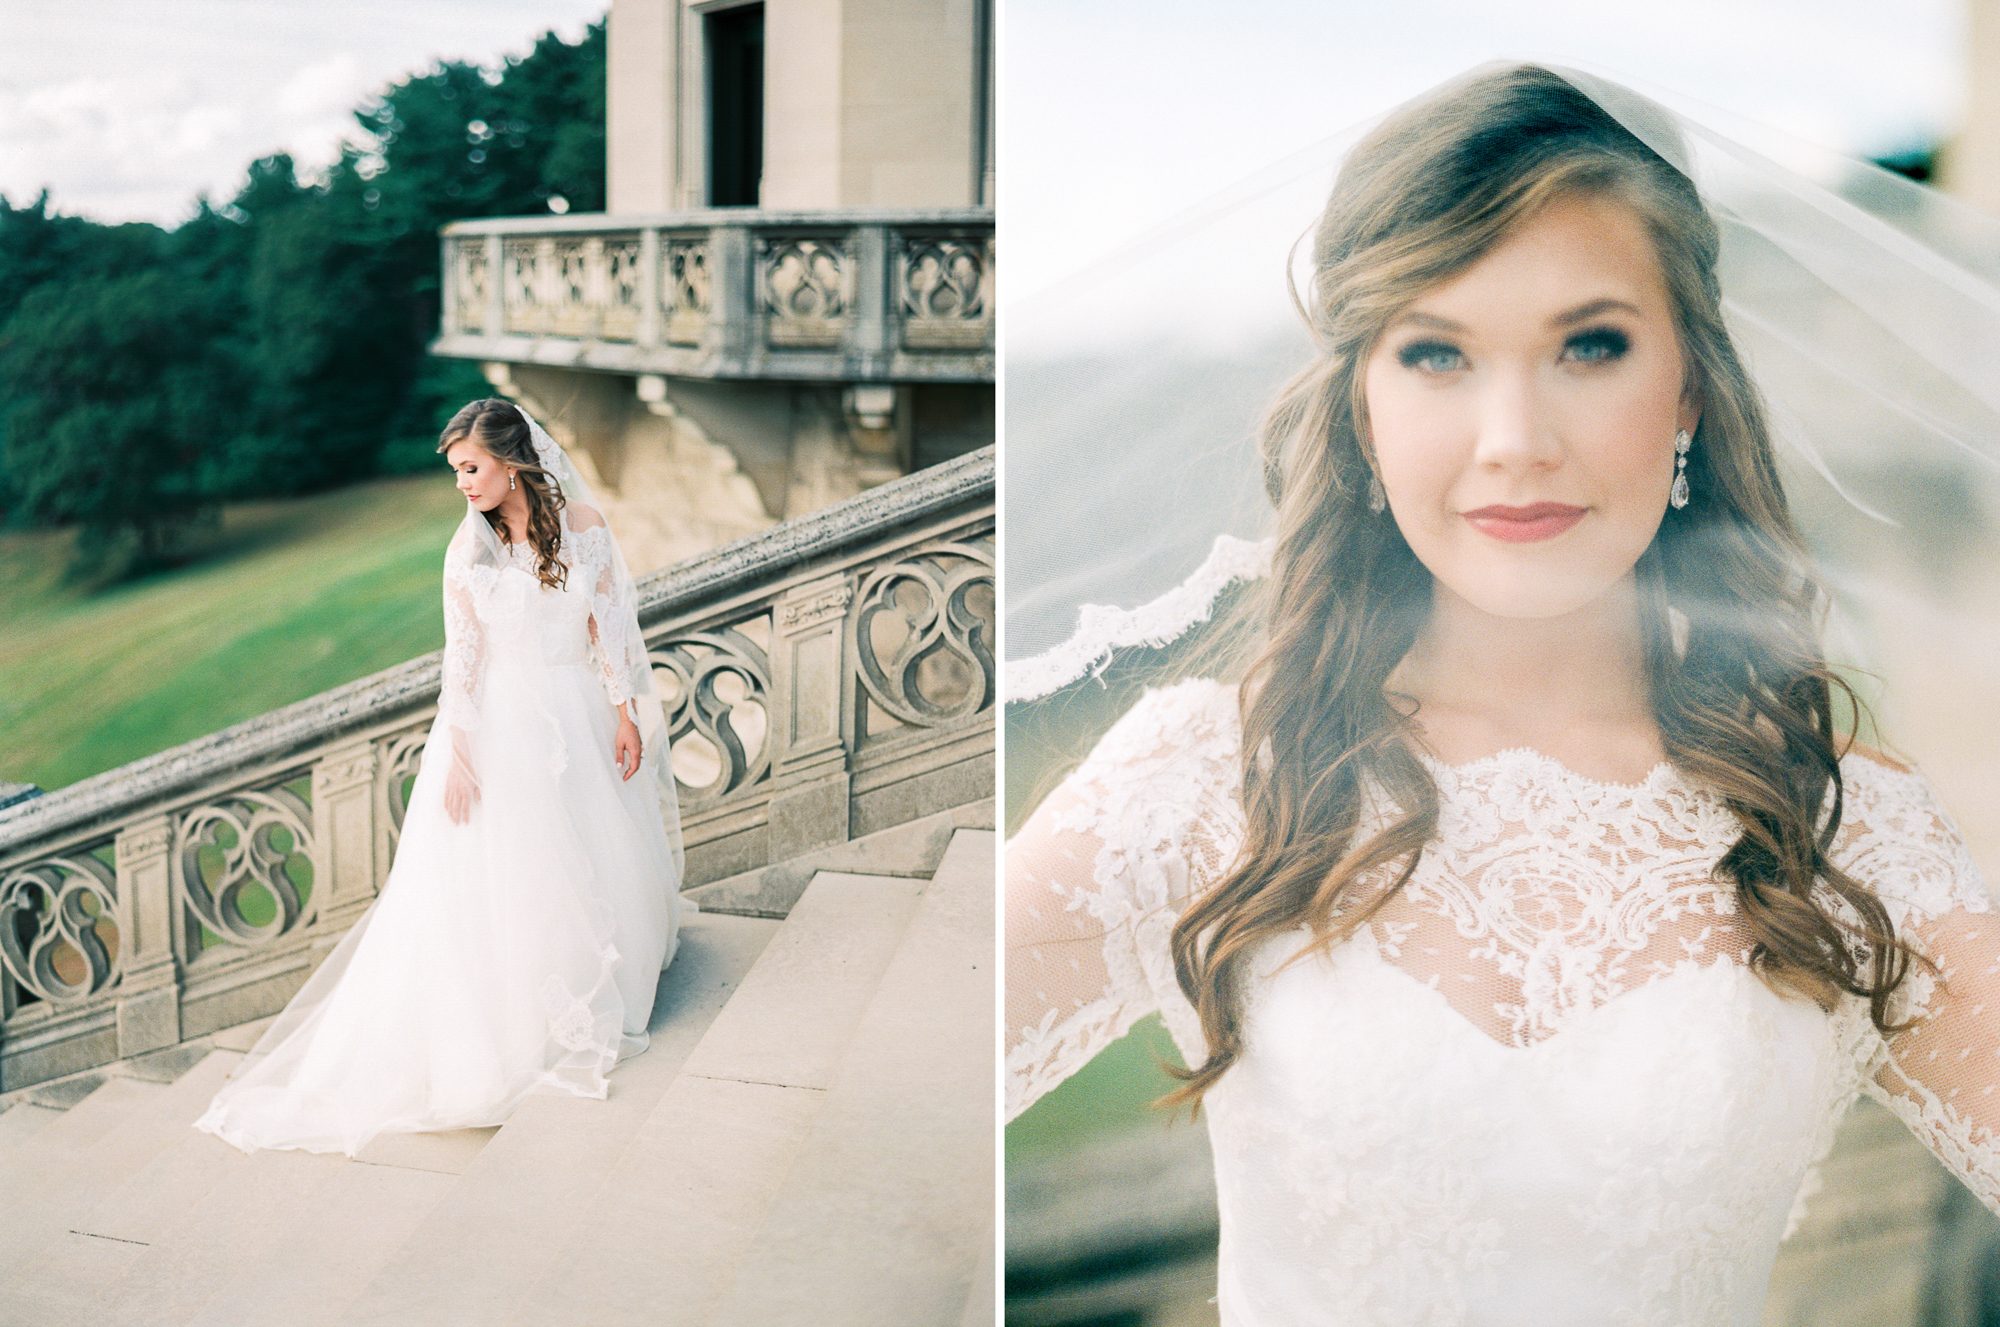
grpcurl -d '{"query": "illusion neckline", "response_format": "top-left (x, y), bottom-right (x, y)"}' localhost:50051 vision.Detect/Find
top-left (1413, 745), bottom-right (1682, 794)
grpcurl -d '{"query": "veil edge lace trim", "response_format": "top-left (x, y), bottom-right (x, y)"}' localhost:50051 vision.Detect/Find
top-left (1004, 535), bottom-right (1274, 703)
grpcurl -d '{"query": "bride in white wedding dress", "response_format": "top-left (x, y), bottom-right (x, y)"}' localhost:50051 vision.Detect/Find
top-left (1005, 66), bottom-right (2000, 1324)
top-left (195, 398), bottom-right (684, 1157)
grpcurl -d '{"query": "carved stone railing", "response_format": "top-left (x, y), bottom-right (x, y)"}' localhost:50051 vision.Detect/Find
top-left (433, 208), bottom-right (994, 384)
top-left (0, 450), bottom-right (993, 1092)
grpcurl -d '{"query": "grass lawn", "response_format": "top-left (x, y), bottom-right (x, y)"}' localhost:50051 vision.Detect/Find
top-left (0, 475), bottom-right (470, 793)
top-left (1006, 1012), bottom-right (1188, 1164)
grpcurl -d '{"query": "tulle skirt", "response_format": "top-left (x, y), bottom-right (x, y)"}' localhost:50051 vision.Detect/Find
top-left (194, 659), bottom-right (683, 1156)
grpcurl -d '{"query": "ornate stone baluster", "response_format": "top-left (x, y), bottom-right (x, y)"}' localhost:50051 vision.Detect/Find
top-left (649, 625), bottom-right (772, 807)
top-left (899, 232), bottom-right (992, 350)
top-left (174, 785), bottom-right (316, 952)
top-left (852, 536), bottom-right (997, 730)
top-left (762, 233), bottom-right (852, 348)
top-left (666, 234), bottom-right (713, 347)
top-left (0, 845), bottom-right (121, 1008)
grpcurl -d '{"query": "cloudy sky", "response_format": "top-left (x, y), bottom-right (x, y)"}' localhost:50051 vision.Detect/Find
top-left (2, 0), bottom-right (608, 225)
top-left (1005, 0), bottom-right (1965, 345)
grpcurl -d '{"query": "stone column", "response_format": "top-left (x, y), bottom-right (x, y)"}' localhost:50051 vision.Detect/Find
top-left (113, 814), bottom-right (180, 1058)
top-left (710, 223), bottom-right (756, 364)
top-left (850, 223), bottom-right (892, 380)
top-left (638, 227), bottom-right (662, 349)
top-left (440, 234), bottom-right (458, 335)
top-left (765, 573), bottom-right (856, 859)
top-left (312, 742), bottom-right (380, 928)
top-left (483, 233), bottom-right (505, 337)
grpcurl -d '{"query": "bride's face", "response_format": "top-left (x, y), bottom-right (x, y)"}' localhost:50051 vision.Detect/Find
top-left (446, 439), bottom-right (513, 513)
top-left (1360, 191), bottom-right (1699, 621)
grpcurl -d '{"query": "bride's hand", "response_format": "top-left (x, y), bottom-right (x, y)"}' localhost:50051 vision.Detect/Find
top-left (614, 715), bottom-right (642, 781)
top-left (445, 766), bottom-right (479, 824)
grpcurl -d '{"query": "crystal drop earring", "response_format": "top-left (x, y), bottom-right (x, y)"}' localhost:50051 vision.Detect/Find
top-left (509, 472), bottom-right (517, 491)
top-left (1669, 430), bottom-right (1691, 509)
top-left (1366, 472), bottom-right (1386, 514)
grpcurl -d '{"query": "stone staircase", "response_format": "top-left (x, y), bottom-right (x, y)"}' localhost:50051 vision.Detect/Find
top-left (0, 821), bottom-right (995, 1327)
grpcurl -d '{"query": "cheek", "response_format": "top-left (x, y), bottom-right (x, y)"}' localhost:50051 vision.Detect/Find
top-left (1361, 362), bottom-right (1467, 511)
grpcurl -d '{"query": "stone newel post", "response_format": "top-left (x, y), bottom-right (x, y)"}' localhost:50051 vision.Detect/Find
top-left (113, 814), bottom-right (180, 1058)
top-left (765, 573), bottom-right (855, 860)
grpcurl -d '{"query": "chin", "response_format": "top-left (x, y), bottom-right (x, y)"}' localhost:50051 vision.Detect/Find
top-left (1449, 568), bottom-right (1629, 621)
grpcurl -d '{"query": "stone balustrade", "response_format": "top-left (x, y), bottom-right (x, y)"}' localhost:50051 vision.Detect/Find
top-left (433, 207), bottom-right (994, 384)
top-left (0, 450), bottom-right (994, 1092)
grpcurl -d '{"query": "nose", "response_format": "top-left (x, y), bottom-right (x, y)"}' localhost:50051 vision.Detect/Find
top-left (1471, 364), bottom-right (1561, 472)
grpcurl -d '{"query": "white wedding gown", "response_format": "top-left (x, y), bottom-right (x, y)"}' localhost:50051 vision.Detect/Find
top-left (196, 506), bottom-right (683, 1156)
top-left (1006, 679), bottom-right (2000, 1326)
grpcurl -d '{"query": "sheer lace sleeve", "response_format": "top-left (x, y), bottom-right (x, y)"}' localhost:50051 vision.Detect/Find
top-left (572, 505), bottom-right (636, 712)
top-left (1839, 758), bottom-right (2000, 1214)
top-left (1005, 679), bottom-right (1245, 1121)
top-left (438, 526), bottom-right (487, 791)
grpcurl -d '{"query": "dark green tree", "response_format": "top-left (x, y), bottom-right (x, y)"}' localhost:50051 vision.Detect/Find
top-left (0, 268), bottom-right (243, 569)
top-left (0, 15), bottom-right (609, 566)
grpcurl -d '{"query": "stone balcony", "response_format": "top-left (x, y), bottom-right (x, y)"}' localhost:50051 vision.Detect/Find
top-left (432, 207), bottom-right (994, 385)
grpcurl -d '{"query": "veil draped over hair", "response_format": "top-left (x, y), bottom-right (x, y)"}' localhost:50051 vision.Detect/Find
top-left (1004, 62), bottom-right (2000, 866)
top-left (443, 408), bottom-right (683, 874)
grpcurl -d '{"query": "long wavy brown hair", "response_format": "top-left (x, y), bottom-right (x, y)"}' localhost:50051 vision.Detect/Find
top-left (1165, 64), bottom-right (1923, 1108)
top-left (438, 398), bottom-right (570, 591)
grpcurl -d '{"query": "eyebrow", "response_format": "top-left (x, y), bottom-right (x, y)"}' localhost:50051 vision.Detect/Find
top-left (1390, 297), bottom-right (1643, 334)
top-left (1552, 297), bottom-right (1642, 326)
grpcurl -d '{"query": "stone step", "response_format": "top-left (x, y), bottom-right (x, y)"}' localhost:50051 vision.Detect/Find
top-left (0, 1101), bottom-right (63, 1158)
top-left (705, 829), bottom-right (995, 1326)
top-left (330, 909), bottom-right (784, 1327)
top-left (687, 797), bottom-right (995, 917)
top-left (100, 1144), bottom-right (353, 1327)
top-left (76, 1116), bottom-right (491, 1326)
top-left (0, 812), bottom-right (999, 1325)
top-left (0, 1052), bottom-right (236, 1318)
top-left (182, 1161), bottom-right (456, 1327)
top-left (496, 868), bottom-right (934, 1327)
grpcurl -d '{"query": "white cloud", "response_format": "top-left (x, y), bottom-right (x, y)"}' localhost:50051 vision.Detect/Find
top-left (0, 73), bottom-right (251, 220)
top-left (0, 0), bottom-right (608, 224)
top-left (275, 52), bottom-right (365, 121)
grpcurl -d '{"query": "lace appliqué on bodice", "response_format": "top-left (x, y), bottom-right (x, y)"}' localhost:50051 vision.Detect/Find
top-left (1366, 750), bottom-right (1751, 1049)
top-left (440, 517), bottom-right (638, 726)
top-left (1005, 678), bottom-right (2000, 1326)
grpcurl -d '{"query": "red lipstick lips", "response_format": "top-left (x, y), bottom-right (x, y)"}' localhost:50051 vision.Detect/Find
top-left (1463, 502), bottom-right (1586, 543)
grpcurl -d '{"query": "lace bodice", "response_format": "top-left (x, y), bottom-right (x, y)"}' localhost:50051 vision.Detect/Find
top-left (1006, 679), bottom-right (2000, 1325)
top-left (434, 508), bottom-right (646, 794)
top-left (438, 510), bottom-right (641, 732)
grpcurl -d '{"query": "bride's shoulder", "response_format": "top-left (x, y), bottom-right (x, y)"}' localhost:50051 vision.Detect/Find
top-left (566, 501), bottom-right (607, 533)
top-left (1834, 743), bottom-right (1989, 916)
top-left (1082, 678), bottom-right (1241, 782)
top-left (444, 521), bottom-right (483, 568)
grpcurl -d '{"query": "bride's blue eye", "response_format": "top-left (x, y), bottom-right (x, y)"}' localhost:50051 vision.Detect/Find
top-left (1564, 327), bottom-right (1630, 363)
top-left (1397, 340), bottom-right (1463, 373)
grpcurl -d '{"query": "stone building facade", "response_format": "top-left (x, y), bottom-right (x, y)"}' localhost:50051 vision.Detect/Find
top-left (433, 0), bottom-right (994, 573)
